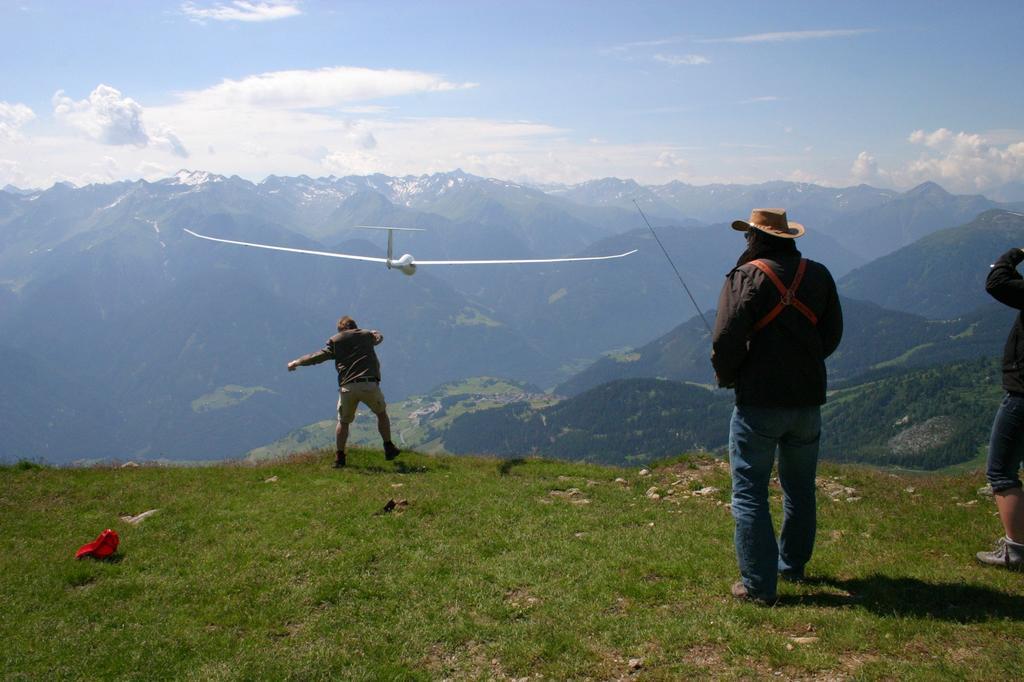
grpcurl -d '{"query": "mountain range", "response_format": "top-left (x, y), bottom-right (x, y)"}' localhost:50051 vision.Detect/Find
top-left (1, 170), bottom-right (1020, 463)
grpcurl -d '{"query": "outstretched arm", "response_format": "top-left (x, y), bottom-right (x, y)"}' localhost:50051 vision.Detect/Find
top-left (287, 341), bottom-right (334, 372)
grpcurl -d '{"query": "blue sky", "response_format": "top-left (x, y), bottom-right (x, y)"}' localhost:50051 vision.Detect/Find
top-left (2, 0), bottom-right (1023, 195)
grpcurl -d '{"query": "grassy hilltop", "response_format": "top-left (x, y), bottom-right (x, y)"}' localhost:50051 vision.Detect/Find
top-left (2, 450), bottom-right (1023, 680)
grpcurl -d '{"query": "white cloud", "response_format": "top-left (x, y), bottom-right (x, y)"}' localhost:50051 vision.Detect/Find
top-left (849, 130), bottom-right (1024, 193)
top-left (182, 1), bottom-right (301, 23)
top-left (54, 85), bottom-right (150, 146)
top-left (320, 149), bottom-right (383, 176)
top-left (138, 161), bottom-right (172, 180)
top-left (850, 151), bottom-right (885, 185)
top-left (0, 159), bottom-right (33, 188)
top-left (740, 96), bottom-right (782, 105)
top-left (345, 122), bottom-right (377, 150)
top-left (707, 29), bottom-right (875, 44)
top-left (0, 102), bottom-right (35, 141)
top-left (151, 125), bottom-right (190, 158)
top-left (52, 85), bottom-right (190, 159)
top-left (653, 53), bottom-right (711, 66)
top-left (900, 128), bottom-right (1024, 192)
top-left (786, 169), bottom-right (824, 184)
top-left (178, 66), bottom-right (477, 110)
top-left (908, 128), bottom-right (953, 148)
top-left (655, 150), bottom-right (689, 169)
top-left (606, 37), bottom-right (685, 54)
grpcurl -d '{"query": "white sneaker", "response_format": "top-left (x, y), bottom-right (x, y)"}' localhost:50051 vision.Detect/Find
top-left (976, 537), bottom-right (1024, 570)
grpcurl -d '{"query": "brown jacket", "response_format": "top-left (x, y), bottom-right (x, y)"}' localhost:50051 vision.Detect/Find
top-left (712, 253), bottom-right (842, 406)
top-left (296, 328), bottom-right (383, 387)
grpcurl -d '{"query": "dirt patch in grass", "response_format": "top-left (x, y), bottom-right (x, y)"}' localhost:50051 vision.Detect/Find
top-left (680, 643), bottom-right (726, 668)
top-left (817, 476), bottom-right (861, 502)
top-left (422, 641), bottom-right (523, 681)
top-left (593, 642), bottom-right (661, 681)
top-left (644, 457), bottom-right (731, 506)
top-left (547, 488), bottom-right (590, 505)
top-left (66, 574), bottom-right (97, 590)
top-left (504, 587), bottom-right (540, 610)
top-left (653, 457), bottom-right (728, 482)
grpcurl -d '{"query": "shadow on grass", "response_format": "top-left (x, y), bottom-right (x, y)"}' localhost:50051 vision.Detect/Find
top-left (781, 573), bottom-right (1024, 621)
top-left (355, 460), bottom-right (434, 475)
top-left (498, 458), bottom-right (527, 476)
top-left (75, 553), bottom-right (126, 566)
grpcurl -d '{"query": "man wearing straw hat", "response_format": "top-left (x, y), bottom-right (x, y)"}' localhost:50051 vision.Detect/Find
top-left (712, 209), bottom-right (843, 604)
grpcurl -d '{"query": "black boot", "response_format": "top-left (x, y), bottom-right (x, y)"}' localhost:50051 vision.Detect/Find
top-left (383, 441), bottom-right (401, 461)
top-left (333, 451), bottom-right (346, 468)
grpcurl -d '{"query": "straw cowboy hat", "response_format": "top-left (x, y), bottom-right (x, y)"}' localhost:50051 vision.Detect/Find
top-left (731, 208), bottom-right (804, 239)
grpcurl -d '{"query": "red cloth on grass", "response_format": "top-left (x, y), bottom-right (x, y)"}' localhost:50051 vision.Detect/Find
top-left (75, 528), bottom-right (119, 559)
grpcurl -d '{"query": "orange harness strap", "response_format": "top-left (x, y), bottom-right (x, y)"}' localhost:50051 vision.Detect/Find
top-left (748, 258), bottom-right (818, 332)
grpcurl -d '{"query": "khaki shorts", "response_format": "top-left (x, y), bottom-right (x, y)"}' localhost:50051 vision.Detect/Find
top-left (337, 382), bottom-right (387, 424)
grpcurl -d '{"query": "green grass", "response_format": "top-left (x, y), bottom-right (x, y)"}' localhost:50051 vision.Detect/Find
top-left (2, 451), bottom-right (1023, 679)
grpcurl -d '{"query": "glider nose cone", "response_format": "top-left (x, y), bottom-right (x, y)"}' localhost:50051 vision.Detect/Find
top-left (395, 253), bottom-right (417, 276)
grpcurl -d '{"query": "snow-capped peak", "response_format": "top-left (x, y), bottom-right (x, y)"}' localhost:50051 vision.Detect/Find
top-left (170, 169), bottom-right (226, 186)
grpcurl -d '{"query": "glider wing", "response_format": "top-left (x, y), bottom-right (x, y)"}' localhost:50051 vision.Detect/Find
top-left (414, 250), bottom-right (637, 265)
top-left (184, 229), bottom-right (389, 264)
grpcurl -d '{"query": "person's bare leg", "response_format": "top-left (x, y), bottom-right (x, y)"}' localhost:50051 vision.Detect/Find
top-left (995, 488), bottom-right (1024, 543)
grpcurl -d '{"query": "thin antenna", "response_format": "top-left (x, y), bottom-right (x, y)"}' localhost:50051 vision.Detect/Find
top-left (633, 199), bottom-right (713, 335)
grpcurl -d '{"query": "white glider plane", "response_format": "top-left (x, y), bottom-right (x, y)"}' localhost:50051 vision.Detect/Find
top-left (184, 226), bottom-right (636, 276)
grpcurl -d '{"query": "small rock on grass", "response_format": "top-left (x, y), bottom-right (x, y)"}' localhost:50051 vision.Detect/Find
top-left (120, 509), bottom-right (159, 525)
top-left (693, 486), bottom-right (720, 497)
top-left (628, 657), bottom-right (644, 670)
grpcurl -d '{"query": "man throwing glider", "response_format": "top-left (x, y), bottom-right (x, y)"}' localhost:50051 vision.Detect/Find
top-left (288, 316), bottom-right (400, 468)
top-left (711, 209), bottom-right (843, 604)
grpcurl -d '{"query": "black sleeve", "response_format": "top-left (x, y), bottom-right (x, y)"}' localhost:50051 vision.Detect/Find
top-left (711, 268), bottom-right (757, 387)
top-left (986, 248), bottom-right (1024, 310)
top-left (817, 271), bottom-right (843, 359)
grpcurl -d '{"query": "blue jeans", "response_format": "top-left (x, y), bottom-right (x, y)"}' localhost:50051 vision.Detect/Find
top-left (988, 393), bottom-right (1024, 493)
top-left (729, 404), bottom-right (821, 599)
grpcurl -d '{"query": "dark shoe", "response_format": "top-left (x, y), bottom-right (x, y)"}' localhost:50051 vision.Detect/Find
top-left (976, 537), bottom-right (1024, 570)
top-left (333, 452), bottom-right (346, 468)
top-left (780, 568), bottom-right (806, 583)
top-left (731, 581), bottom-right (777, 605)
top-left (384, 441), bottom-right (401, 461)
